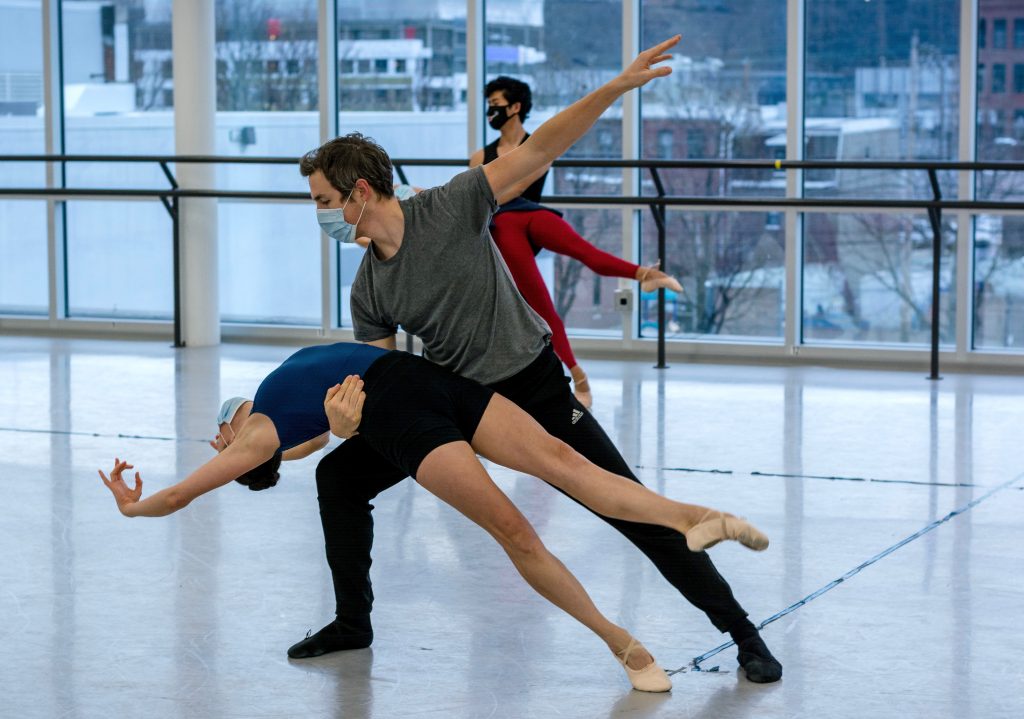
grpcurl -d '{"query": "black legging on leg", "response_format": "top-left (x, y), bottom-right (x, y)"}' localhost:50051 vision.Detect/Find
top-left (315, 436), bottom-right (407, 620)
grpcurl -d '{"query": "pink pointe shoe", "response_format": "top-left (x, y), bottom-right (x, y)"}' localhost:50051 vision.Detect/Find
top-left (613, 638), bottom-right (672, 692)
top-left (685, 509), bottom-right (770, 552)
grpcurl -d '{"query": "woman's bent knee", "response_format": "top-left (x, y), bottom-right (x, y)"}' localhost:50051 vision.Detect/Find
top-left (495, 518), bottom-right (545, 559)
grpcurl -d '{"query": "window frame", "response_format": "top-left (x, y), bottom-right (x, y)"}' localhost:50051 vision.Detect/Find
top-left (2, 0), bottom-right (1022, 370)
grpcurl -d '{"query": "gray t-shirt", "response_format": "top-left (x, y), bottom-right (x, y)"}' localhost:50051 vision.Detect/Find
top-left (350, 166), bottom-right (551, 385)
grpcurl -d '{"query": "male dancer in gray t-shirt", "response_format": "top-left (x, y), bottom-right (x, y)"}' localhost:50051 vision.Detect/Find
top-left (293, 36), bottom-right (781, 683)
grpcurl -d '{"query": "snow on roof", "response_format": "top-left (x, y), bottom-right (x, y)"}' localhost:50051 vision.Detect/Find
top-left (338, 39), bottom-right (431, 60)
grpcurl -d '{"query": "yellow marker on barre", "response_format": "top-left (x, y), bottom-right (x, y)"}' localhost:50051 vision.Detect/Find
top-left (774, 159), bottom-right (782, 170)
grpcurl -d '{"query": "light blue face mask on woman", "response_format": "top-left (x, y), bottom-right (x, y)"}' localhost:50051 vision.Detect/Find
top-left (316, 189), bottom-right (366, 244)
top-left (216, 397), bottom-right (250, 426)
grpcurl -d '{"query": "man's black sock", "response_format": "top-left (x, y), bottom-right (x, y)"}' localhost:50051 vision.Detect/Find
top-left (727, 618), bottom-right (759, 645)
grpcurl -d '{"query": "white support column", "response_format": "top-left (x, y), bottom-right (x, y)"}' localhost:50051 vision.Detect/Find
top-left (172, 0), bottom-right (219, 346)
top-left (466, 0), bottom-right (485, 155)
top-left (956, 0), bottom-right (979, 359)
top-left (784, 0), bottom-right (806, 354)
top-left (42, 0), bottom-right (65, 322)
top-left (319, 0), bottom-right (338, 333)
top-left (318, 0), bottom-right (338, 143)
top-left (622, 0), bottom-right (641, 344)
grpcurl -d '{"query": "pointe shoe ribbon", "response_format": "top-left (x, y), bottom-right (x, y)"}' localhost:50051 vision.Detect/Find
top-left (685, 509), bottom-right (770, 553)
top-left (613, 637), bottom-right (672, 693)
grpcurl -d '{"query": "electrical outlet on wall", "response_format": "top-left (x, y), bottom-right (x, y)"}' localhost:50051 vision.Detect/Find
top-left (614, 287), bottom-right (633, 311)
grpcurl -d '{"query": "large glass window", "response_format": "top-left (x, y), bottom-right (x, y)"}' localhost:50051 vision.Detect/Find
top-left (974, 215), bottom-right (1024, 350)
top-left (216, 0), bottom-right (321, 326)
top-left (3, 0), bottom-right (1024, 359)
top-left (978, 5), bottom-right (1024, 160)
top-left (62, 0), bottom-right (175, 319)
top-left (975, 4), bottom-right (1024, 351)
top-left (0, 0), bottom-right (45, 188)
top-left (641, 0), bottom-right (787, 178)
top-left (639, 0), bottom-right (787, 341)
top-left (484, 0), bottom-right (625, 340)
top-left (0, 0), bottom-right (47, 316)
top-left (218, 203), bottom-right (320, 325)
top-left (803, 212), bottom-right (956, 345)
top-left (337, 0), bottom-right (467, 171)
top-left (0, 200), bottom-right (48, 315)
top-left (804, 1), bottom-right (959, 348)
top-left (805, 0), bottom-right (960, 187)
top-left (640, 210), bottom-right (785, 339)
top-left (335, 0), bottom-right (469, 327)
top-left (64, 202), bottom-right (173, 319)
top-left (486, 0), bottom-right (623, 196)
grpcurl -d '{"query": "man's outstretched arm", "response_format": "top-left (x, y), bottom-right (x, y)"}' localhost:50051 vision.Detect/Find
top-left (482, 35), bottom-right (680, 204)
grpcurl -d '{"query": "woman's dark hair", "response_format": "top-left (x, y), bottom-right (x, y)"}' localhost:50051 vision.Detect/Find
top-left (235, 451), bottom-right (283, 492)
top-left (299, 132), bottom-right (396, 199)
top-left (484, 76), bottom-right (532, 120)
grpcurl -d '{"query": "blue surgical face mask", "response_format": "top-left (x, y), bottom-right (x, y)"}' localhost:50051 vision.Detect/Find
top-left (316, 189), bottom-right (366, 244)
top-left (216, 397), bottom-right (250, 426)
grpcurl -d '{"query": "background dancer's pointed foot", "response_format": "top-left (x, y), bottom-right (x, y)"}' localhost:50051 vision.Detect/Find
top-left (613, 638), bottom-right (672, 692)
top-left (287, 617), bottom-right (373, 658)
top-left (573, 387), bottom-right (593, 409)
top-left (570, 365), bottom-right (593, 409)
top-left (685, 510), bottom-right (769, 552)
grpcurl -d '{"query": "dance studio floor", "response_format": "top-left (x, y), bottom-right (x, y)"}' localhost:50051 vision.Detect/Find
top-left (1, 335), bottom-right (1021, 719)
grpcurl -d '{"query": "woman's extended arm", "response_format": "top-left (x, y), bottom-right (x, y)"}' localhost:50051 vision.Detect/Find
top-left (100, 415), bottom-right (279, 518)
top-left (469, 146), bottom-right (550, 200)
top-left (482, 36), bottom-right (679, 205)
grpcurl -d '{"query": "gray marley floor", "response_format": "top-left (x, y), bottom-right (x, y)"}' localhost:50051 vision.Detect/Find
top-left (1, 336), bottom-right (1022, 719)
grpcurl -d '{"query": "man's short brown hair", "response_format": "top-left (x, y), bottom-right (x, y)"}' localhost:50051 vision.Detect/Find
top-left (299, 132), bottom-right (395, 199)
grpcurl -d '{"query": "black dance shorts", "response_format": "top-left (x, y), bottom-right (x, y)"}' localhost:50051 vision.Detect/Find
top-left (359, 351), bottom-right (495, 478)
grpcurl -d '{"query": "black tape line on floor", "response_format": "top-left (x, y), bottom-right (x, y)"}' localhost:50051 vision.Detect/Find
top-left (751, 470), bottom-right (985, 489)
top-left (0, 426), bottom-right (209, 444)
top-left (669, 471), bottom-right (1024, 676)
top-left (641, 463), bottom-right (989, 490)
top-left (635, 464), bottom-right (734, 475)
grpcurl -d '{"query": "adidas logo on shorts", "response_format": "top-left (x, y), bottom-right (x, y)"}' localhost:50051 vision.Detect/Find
top-left (571, 409), bottom-right (584, 425)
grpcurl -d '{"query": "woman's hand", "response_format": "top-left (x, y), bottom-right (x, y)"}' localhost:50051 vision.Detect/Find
top-left (98, 457), bottom-right (144, 516)
top-left (616, 36), bottom-right (680, 91)
top-left (324, 375), bottom-right (366, 439)
top-left (209, 422), bottom-right (236, 453)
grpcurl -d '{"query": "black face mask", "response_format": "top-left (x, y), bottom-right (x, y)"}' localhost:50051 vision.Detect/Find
top-left (487, 104), bottom-right (515, 131)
